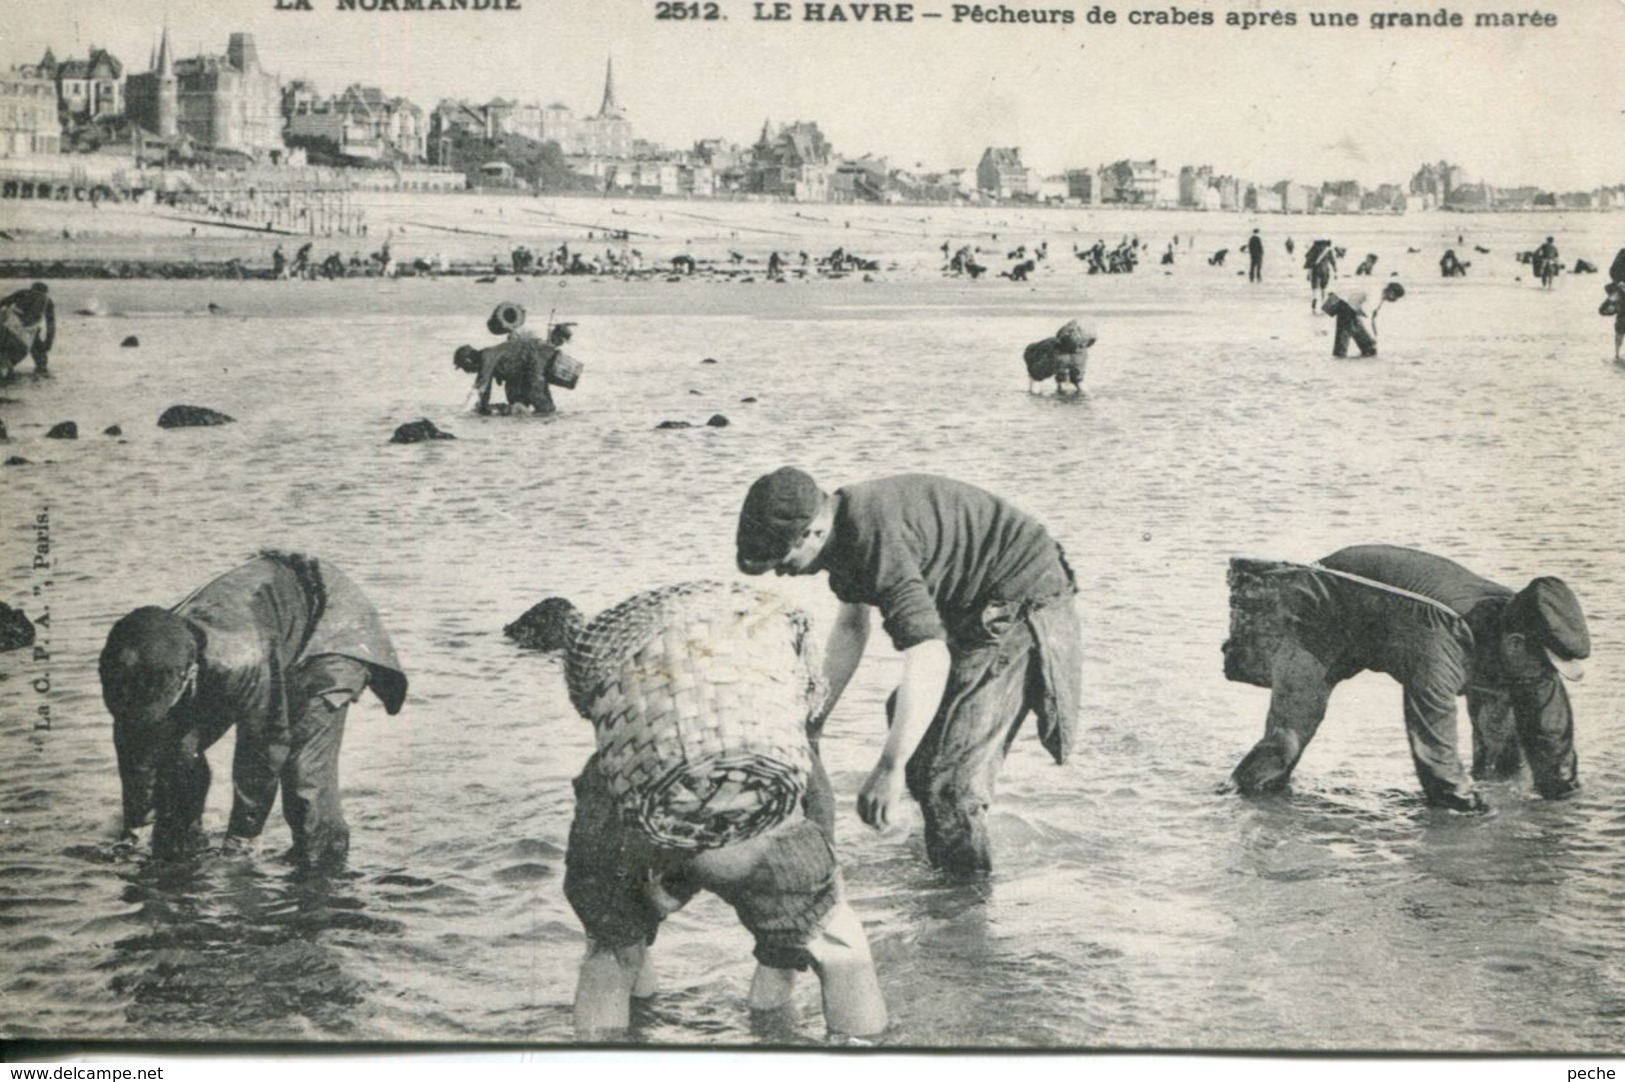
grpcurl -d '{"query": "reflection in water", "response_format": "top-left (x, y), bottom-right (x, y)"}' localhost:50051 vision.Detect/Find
top-left (104, 856), bottom-right (392, 1038)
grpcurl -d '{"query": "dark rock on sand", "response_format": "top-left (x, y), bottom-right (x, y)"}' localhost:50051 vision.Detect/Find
top-left (4, 455), bottom-right (29, 466)
top-left (0, 603), bottom-right (35, 653)
top-left (103, 424), bottom-right (122, 436)
top-left (45, 422), bottom-right (78, 439)
top-left (739, 396), bottom-right (758, 403)
top-left (390, 418), bottom-right (456, 444)
top-left (504, 597), bottom-right (584, 652)
top-left (158, 405), bottom-right (235, 428)
top-left (121, 335), bottom-right (139, 348)
top-left (706, 414), bottom-right (730, 428)
top-left (656, 420), bottom-right (693, 429)
top-left (701, 358), bottom-right (718, 364)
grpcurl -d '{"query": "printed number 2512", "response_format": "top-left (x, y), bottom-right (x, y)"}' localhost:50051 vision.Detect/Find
top-left (656, 1), bottom-right (722, 17)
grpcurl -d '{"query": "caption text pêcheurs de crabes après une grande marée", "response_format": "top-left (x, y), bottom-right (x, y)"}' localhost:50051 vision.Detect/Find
top-left (278, 0), bottom-right (1560, 32)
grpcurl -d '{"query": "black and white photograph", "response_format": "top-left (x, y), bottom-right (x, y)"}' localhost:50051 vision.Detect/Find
top-left (1, 0), bottom-right (1624, 1067)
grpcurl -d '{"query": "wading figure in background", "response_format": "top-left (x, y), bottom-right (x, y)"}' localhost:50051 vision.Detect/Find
top-left (1304, 239), bottom-right (1338, 311)
top-left (0, 282), bottom-right (55, 379)
top-left (1324, 282), bottom-right (1404, 358)
top-left (1600, 282), bottom-right (1624, 361)
top-left (99, 552), bottom-right (408, 869)
top-left (454, 305), bottom-right (577, 415)
top-left (1229, 544), bottom-right (1588, 812)
top-left (1246, 229), bottom-right (1264, 283)
top-left (735, 468), bottom-right (1083, 880)
top-left (1534, 236), bottom-right (1561, 289)
top-left (1023, 318), bottom-right (1095, 394)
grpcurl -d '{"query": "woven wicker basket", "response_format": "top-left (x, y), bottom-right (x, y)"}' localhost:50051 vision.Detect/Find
top-left (547, 350), bottom-right (583, 390)
top-left (1222, 557), bottom-right (1299, 688)
top-left (566, 581), bottom-right (824, 850)
top-left (487, 301), bottom-right (527, 336)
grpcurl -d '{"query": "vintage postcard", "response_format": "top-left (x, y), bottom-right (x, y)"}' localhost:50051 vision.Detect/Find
top-left (1, 0), bottom-right (1623, 1064)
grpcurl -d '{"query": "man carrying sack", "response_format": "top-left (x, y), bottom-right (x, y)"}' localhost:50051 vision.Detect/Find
top-left (736, 469), bottom-right (1083, 880)
top-left (1022, 318), bottom-right (1095, 394)
top-left (0, 282), bottom-right (55, 380)
top-left (453, 302), bottom-right (580, 415)
top-left (98, 552), bottom-right (408, 869)
top-left (556, 582), bottom-right (887, 1041)
top-left (1228, 544), bottom-right (1588, 812)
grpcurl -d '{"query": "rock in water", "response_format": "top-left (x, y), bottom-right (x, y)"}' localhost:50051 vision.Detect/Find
top-left (4, 456), bottom-right (29, 466)
top-left (46, 421), bottom-right (78, 439)
top-left (103, 424), bottom-right (122, 436)
top-left (705, 414), bottom-right (730, 428)
top-left (121, 335), bottom-right (140, 348)
top-left (655, 420), bottom-right (692, 430)
top-left (390, 419), bottom-right (456, 444)
top-left (504, 597), bottom-right (583, 651)
top-left (0, 603), bottom-right (34, 652)
top-left (158, 405), bottom-right (235, 428)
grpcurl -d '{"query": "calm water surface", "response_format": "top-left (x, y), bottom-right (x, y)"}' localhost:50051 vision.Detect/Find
top-left (2, 207), bottom-right (1623, 1049)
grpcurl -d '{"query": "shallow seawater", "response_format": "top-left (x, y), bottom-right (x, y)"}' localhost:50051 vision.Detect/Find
top-left (2, 206), bottom-right (1623, 1049)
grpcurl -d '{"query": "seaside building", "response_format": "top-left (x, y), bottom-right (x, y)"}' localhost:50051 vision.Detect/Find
top-left (128, 30), bottom-right (283, 157)
top-left (427, 58), bottom-right (630, 163)
top-left (976, 147), bottom-right (1034, 200)
top-left (1270, 181), bottom-right (1315, 213)
top-left (1064, 168), bottom-right (1096, 204)
top-left (1097, 159), bottom-right (1160, 205)
top-left (1246, 183), bottom-right (1284, 214)
top-left (832, 154), bottom-right (890, 202)
top-left (44, 47), bottom-right (125, 123)
top-left (487, 99), bottom-right (543, 142)
top-left (284, 82), bottom-right (426, 162)
top-left (0, 67), bottom-right (64, 157)
top-left (749, 120), bottom-right (833, 201)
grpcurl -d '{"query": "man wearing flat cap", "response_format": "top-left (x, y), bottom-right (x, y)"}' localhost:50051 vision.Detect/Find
top-left (1230, 544), bottom-right (1588, 811)
top-left (736, 468), bottom-right (1082, 879)
top-left (99, 552), bottom-right (408, 868)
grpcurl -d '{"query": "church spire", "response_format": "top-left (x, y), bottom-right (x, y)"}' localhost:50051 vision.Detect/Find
top-left (596, 56), bottom-right (621, 118)
top-left (156, 25), bottom-right (174, 76)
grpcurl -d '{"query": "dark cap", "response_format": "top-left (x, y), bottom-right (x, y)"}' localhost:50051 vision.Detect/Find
top-left (99, 606), bottom-right (197, 721)
top-left (736, 466), bottom-right (822, 574)
top-left (30, 282), bottom-right (48, 294)
top-left (1505, 576), bottom-right (1589, 680)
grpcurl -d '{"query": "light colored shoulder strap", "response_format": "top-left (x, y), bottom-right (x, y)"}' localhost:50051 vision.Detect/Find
top-left (1308, 563), bottom-right (1463, 620)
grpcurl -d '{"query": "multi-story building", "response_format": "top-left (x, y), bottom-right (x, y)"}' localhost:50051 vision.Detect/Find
top-left (1097, 159), bottom-right (1160, 204)
top-left (284, 82), bottom-right (426, 162)
top-left (0, 66), bottom-right (63, 156)
top-left (46, 47), bottom-right (125, 122)
top-left (128, 30), bottom-right (282, 156)
top-left (428, 58), bottom-right (630, 162)
top-left (976, 147), bottom-right (1033, 199)
top-left (750, 120), bottom-right (833, 201)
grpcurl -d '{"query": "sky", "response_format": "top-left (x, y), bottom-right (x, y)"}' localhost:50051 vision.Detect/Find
top-left (6, 0), bottom-right (1625, 189)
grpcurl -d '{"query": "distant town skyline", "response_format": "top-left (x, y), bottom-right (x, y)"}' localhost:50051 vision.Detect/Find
top-left (5, 0), bottom-right (1624, 189)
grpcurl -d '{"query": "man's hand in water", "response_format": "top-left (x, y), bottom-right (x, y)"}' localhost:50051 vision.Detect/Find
top-left (857, 760), bottom-right (907, 830)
